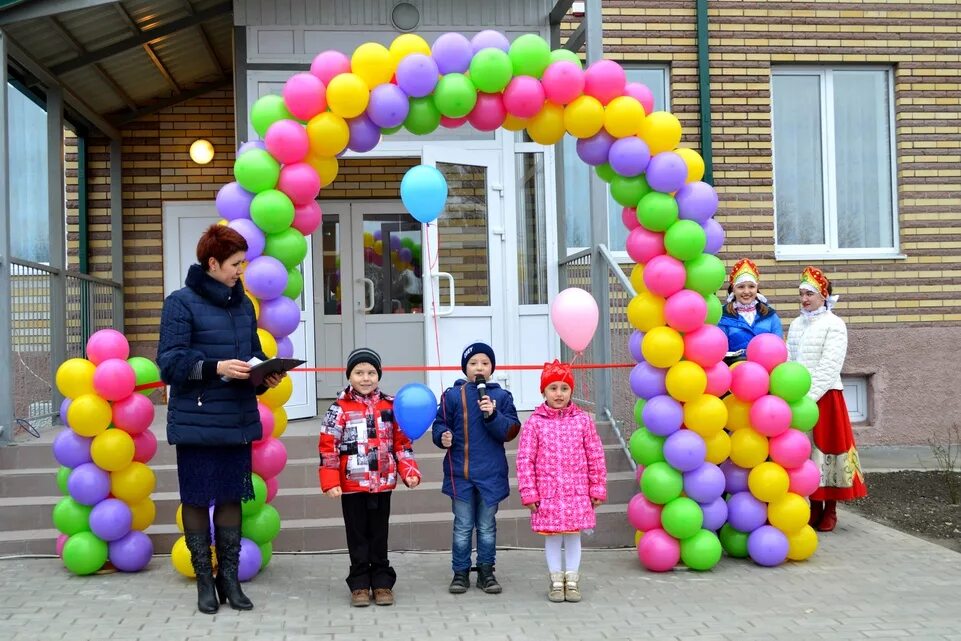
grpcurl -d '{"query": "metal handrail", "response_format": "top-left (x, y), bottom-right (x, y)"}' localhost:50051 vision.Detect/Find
top-left (10, 257), bottom-right (122, 289)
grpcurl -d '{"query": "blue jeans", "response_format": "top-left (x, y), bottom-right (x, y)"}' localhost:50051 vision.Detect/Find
top-left (451, 488), bottom-right (499, 573)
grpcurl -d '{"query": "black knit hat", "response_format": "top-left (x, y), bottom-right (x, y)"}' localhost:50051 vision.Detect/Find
top-left (346, 347), bottom-right (382, 379)
top-left (461, 342), bottom-right (496, 375)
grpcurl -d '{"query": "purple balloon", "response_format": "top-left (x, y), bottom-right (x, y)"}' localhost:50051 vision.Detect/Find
top-left (53, 429), bottom-right (92, 468)
top-left (683, 462), bottom-right (726, 502)
top-left (244, 255), bottom-right (288, 301)
top-left (228, 218), bottom-right (266, 261)
top-left (576, 131), bottom-right (615, 166)
top-left (676, 181), bottom-right (719, 224)
top-left (629, 361), bottom-right (667, 399)
top-left (347, 114), bottom-right (382, 153)
top-left (721, 461), bottom-right (751, 494)
top-left (276, 335), bottom-right (294, 358)
top-left (399, 247), bottom-right (413, 263)
top-left (703, 218), bottom-right (725, 254)
top-left (108, 530), bottom-right (153, 572)
top-left (699, 496), bottom-right (728, 531)
top-left (373, 230), bottom-right (382, 241)
top-left (216, 182), bottom-right (255, 221)
top-left (237, 140), bottom-right (266, 155)
top-left (608, 137), bottom-right (651, 177)
top-left (367, 84), bottom-right (410, 129)
top-left (471, 29), bottom-right (510, 54)
top-left (89, 498), bottom-right (133, 542)
top-left (396, 53), bottom-right (440, 98)
top-left (748, 525), bottom-right (790, 567)
top-left (67, 462), bottom-right (111, 506)
top-left (259, 296), bottom-right (301, 338)
top-left (726, 491), bottom-right (767, 533)
top-left (646, 151), bottom-right (688, 193)
top-left (663, 430), bottom-right (707, 472)
top-left (238, 537), bottom-right (264, 582)
top-left (628, 330), bottom-right (643, 362)
top-left (59, 398), bottom-right (71, 425)
top-left (432, 32), bottom-right (473, 74)
top-left (641, 395), bottom-right (684, 437)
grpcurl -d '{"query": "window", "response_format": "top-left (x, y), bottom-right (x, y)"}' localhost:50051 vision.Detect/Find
top-left (842, 375), bottom-right (870, 424)
top-left (7, 83), bottom-right (50, 263)
top-left (772, 68), bottom-right (898, 259)
top-left (516, 152), bottom-right (548, 304)
top-left (561, 66), bottom-right (669, 255)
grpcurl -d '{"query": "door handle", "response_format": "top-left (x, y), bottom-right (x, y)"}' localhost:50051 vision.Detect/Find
top-left (433, 272), bottom-right (455, 316)
top-left (362, 278), bottom-right (375, 312)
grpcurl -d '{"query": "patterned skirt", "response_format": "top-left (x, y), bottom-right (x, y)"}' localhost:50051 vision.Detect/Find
top-left (810, 389), bottom-right (868, 501)
top-left (176, 444), bottom-right (254, 507)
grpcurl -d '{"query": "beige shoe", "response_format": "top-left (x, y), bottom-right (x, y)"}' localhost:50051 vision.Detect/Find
top-left (373, 588), bottom-right (394, 606)
top-left (564, 572), bottom-right (581, 602)
top-left (548, 572), bottom-right (565, 602)
top-left (350, 589), bottom-right (371, 607)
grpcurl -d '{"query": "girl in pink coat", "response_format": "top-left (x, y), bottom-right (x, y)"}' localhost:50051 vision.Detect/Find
top-left (516, 360), bottom-right (607, 603)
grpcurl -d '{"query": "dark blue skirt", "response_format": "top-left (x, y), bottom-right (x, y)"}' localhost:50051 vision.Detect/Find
top-left (176, 444), bottom-right (254, 506)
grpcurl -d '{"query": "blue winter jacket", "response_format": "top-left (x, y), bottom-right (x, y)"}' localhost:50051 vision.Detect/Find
top-left (718, 304), bottom-right (784, 353)
top-left (157, 264), bottom-right (267, 446)
top-left (431, 379), bottom-right (521, 507)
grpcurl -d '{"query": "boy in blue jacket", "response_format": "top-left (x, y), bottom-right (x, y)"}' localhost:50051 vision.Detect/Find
top-left (432, 342), bottom-right (521, 595)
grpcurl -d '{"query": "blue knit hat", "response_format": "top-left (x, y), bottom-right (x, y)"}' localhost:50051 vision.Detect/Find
top-left (461, 342), bottom-right (496, 375)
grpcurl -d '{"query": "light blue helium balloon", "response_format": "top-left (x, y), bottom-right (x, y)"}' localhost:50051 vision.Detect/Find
top-left (400, 165), bottom-right (448, 224)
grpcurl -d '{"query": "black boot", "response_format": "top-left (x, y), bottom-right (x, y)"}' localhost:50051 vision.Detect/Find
top-left (214, 526), bottom-right (254, 610)
top-left (449, 571), bottom-right (470, 594)
top-left (476, 563), bottom-right (502, 594)
top-left (184, 530), bottom-right (218, 614)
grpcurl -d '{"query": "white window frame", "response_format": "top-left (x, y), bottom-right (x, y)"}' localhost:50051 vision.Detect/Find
top-left (842, 375), bottom-right (870, 424)
top-left (771, 66), bottom-right (903, 261)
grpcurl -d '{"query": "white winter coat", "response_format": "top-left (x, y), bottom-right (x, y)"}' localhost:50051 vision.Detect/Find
top-left (786, 310), bottom-right (848, 402)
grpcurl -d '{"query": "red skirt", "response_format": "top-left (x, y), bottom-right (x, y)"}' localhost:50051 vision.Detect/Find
top-left (810, 389), bottom-right (867, 502)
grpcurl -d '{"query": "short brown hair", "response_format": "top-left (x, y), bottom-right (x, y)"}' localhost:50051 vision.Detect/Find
top-left (196, 225), bottom-right (248, 269)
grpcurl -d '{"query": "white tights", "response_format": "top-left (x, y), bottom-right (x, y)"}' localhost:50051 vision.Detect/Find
top-left (544, 533), bottom-right (582, 573)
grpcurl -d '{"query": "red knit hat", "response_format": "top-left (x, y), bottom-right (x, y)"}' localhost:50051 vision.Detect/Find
top-left (540, 360), bottom-right (575, 393)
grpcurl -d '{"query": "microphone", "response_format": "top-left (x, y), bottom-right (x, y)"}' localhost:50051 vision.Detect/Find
top-left (475, 375), bottom-right (490, 419)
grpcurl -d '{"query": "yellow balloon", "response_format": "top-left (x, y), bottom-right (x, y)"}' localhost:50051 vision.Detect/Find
top-left (327, 72), bottom-right (371, 118)
top-left (351, 42), bottom-right (393, 88)
top-left (272, 406), bottom-right (288, 439)
top-left (641, 326), bottom-right (684, 369)
top-left (67, 393), bottom-right (112, 438)
top-left (786, 524), bottom-right (819, 561)
top-left (703, 429), bottom-right (732, 464)
top-left (307, 112), bottom-right (350, 156)
top-left (639, 111), bottom-right (682, 155)
top-left (629, 264), bottom-right (647, 293)
top-left (110, 462), bottom-right (156, 504)
top-left (373, 240), bottom-right (384, 255)
top-left (389, 34), bottom-right (431, 68)
top-left (306, 153), bottom-right (339, 187)
top-left (175, 503), bottom-right (184, 533)
top-left (90, 429), bottom-right (135, 472)
top-left (527, 103), bottom-right (566, 145)
top-left (603, 96), bottom-right (646, 138)
top-left (675, 147), bottom-right (705, 183)
top-left (665, 361), bottom-right (707, 402)
top-left (260, 375), bottom-right (293, 409)
top-left (363, 232), bottom-right (374, 248)
top-left (768, 492), bottom-right (810, 534)
top-left (627, 292), bottom-right (665, 332)
top-left (502, 114), bottom-right (529, 132)
top-left (217, 218), bottom-right (228, 226)
top-left (748, 462), bottom-right (790, 503)
top-left (683, 394), bottom-right (728, 438)
top-left (634, 530), bottom-right (643, 545)
top-left (247, 292), bottom-right (260, 319)
top-left (258, 328), bottom-right (278, 359)
top-left (171, 536), bottom-right (195, 578)
top-left (129, 497), bottom-right (156, 531)
top-left (729, 428), bottom-right (769, 468)
top-left (564, 95), bottom-right (605, 138)
top-left (56, 358), bottom-right (96, 399)
top-left (724, 395), bottom-right (753, 431)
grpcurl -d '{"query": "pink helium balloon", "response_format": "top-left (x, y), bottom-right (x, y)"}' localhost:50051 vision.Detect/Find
top-left (257, 403), bottom-right (275, 441)
top-left (788, 459), bottom-right (821, 497)
top-left (642, 255), bottom-right (686, 297)
top-left (583, 59), bottom-right (627, 105)
top-left (440, 115), bottom-right (468, 128)
top-left (56, 534), bottom-right (68, 557)
top-left (627, 493), bottom-right (663, 532)
top-left (621, 206), bottom-right (640, 231)
top-left (683, 325), bottom-right (728, 368)
top-left (252, 437), bottom-right (288, 480)
top-left (310, 50), bottom-right (351, 84)
top-left (625, 227), bottom-right (664, 264)
top-left (131, 429), bottom-right (158, 464)
top-left (277, 162), bottom-right (321, 206)
top-left (625, 82), bottom-right (655, 115)
top-left (468, 93), bottom-right (507, 132)
top-left (283, 73), bottom-right (327, 121)
top-left (704, 361), bottom-right (732, 396)
top-left (503, 76), bottom-right (546, 119)
top-left (550, 287), bottom-right (599, 352)
top-left (749, 394), bottom-right (792, 438)
top-left (93, 358), bottom-right (136, 401)
top-left (664, 289), bottom-right (708, 333)
top-left (730, 361), bottom-right (770, 402)
top-left (265, 475), bottom-right (279, 503)
top-left (112, 393), bottom-right (154, 435)
top-left (265, 120), bottom-right (309, 165)
top-left (746, 333), bottom-right (789, 372)
top-left (292, 201), bottom-right (322, 236)
top-left (86, 329), bottom-right (129, 365)
top-left (637, 528), bottom-right (680, 572)
top-left (769, 429), bottom-right (813, 469)
top-left (542, 61), bottom-right (585, 105)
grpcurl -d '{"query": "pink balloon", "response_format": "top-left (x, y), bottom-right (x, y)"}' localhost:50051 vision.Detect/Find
top-left (93, 358), bottom-right (136, 401)
top-left (704, 361), bottom-right (732, 396)
top-left (440, 115), bottom-right (468, 128)
top-left (749, 395), bottom-right (792, 437)
top-left (621, 206), bottom-right (640, 231)
top-left (583, 59), bottom-right (627, 105)
top-left (112, 393), bottom-right (154, 435)
top-left (131, 429), bottom-right (158, 464)
top-left (542, 61), bottom-right (585, 105)
top-left (468, 93), bottom-right (507, 132)
top-left (56, 534), bottom-right (68, 557)
top-left (283, 73), bottom-right (327, 121)
top-left (265, 120), bottom-right (309, 165)
top-left (627, 493), bottom-right (663, 532)
top-left (277, 162), bottom-right (321, 206)
top-left (265, 476), bottom-right (279, 503)
top-left (642, 255), bottom-right (686, 297)
top-left (788, 459), bottom-right (821, 497)
top-left (746, 333), bottom-right (789, 372)
top-left (625, 82), bottom-right (655, 115)
top-left (310, 50), bottom-right (351, 84)
top-left (503, 76), bottom-right (546, 119)
top-left (637, 528), bottom-right (680, 572)
top-left (770, 428), bottom-right (813, 469)
top-left (251, 437), bottom-right (287, 480)
top-left (257, 403), bottom-right (275, 441)
top-left (86, 329), bottom-right (129, 365)
top-left (683, 325), bottom-right (728, 368)
top-left (664, 290), bottom-right (708, 333)
top-left (550, 287), bottom-right (599, 353)
top-left (625, 227), bottom-right (665, 264)
top-left (291, 201), bottom-right (322, 236)
top-left (635, 464), bottom-right (645, 482)
top-left (730, 361), bottom-right (770, 402)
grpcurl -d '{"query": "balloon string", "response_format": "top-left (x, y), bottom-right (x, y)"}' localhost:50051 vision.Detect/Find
top-left (424, 222), bottom-right (445, 389)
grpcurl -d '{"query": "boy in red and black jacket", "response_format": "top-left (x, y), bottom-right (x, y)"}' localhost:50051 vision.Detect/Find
top-left (319, 347), bottom-right (421, 608)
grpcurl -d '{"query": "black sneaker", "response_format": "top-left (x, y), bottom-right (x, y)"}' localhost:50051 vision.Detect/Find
top-left (448, 571), bottom-right (470, 594)
top-left (476, 563), bottom-right (502, 594)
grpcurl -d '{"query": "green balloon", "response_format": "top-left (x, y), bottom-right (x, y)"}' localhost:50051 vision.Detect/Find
top-left (640, 461), bottom-right (683, 505)
top-left (550, 48), bottom-right (583, 68)
top-left (259, 541), bottom-right (273, 569)
top-left (629, 427), bottom-right (665, 467)
top-left (633, 398), bottom-right (646, 426)
top-left (404, 97), bottom-right (441, 135)
top-left (433, 73), bottom-right (478, 118)
top-left (250, 95), bottom-right (295, 138)
top-left (705, 294), bottom-right (723, 326)
top-left (595, 163), bottom-right (616, 183)
top-left (681, 529), bottom-right (723, 571)
top-left (684, 253), bottom-right (727, 296)
top-left (469, 48), bottom-right (513, 93)
top-left (62, 531), bottom-right (109, 575)
top-left (401, 238), bottom-right (415, 250)
top-left (383, 124), bottom-right (403, 135)
top-left (242, 473), bottom-right (268, 518)
top-left (770, 362), bottom-right (813, 403)
top-left (664, 220), bottom-right (707, 262)
top-left (264, 227), bottom-right (308, 270)
top-left (719, 523), bottom-right (749, 558)
top-left (241, 503), bottom-right (281, 545)
top-left (790, 396), bottom-right (819, 432)
top-left (661, 497), bottom-right (704, 540)
top-left (637, 191), bottom-right (678, 231)
top-left (52, 497), bottom-right (92, 536)
top-left (56, 466), bottom-right (71, 495)
top-left (611, 175), bottom-right (652, 208)
top-left (282, 267), bottom-right (304, 300)
top-left (234, 149), bottom-right (281, 194)
top-left (127, 357), bottom-right (161, 396)
top-left (250, 190), bottom-right (295, 235)
top-left (509, 34), bottom-right (551, 78)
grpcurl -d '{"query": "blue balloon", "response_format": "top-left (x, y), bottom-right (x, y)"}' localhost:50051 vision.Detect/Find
top-left (400, 165), bottom-right (448, 223)
top-left (393, 383), bottom-right (438, 441)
